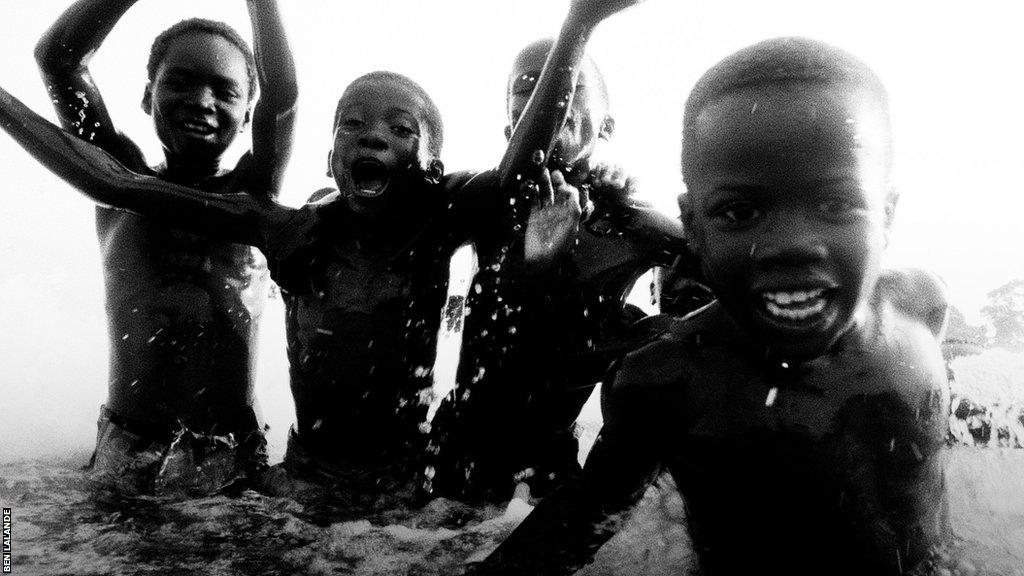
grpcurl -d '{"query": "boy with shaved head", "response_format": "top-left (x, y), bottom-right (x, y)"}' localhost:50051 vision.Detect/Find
top-left (470, 37), bottom-right (950, 576)
top-left (429, 35), bottom-right (703, 502)
top-left (32, 0), bottom-right (295, 495)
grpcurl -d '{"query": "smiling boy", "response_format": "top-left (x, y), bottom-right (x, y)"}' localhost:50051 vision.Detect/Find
top-left (470, 37), bottom-right (950, 576)
top-left (33, 0), bottom-right (295, 495)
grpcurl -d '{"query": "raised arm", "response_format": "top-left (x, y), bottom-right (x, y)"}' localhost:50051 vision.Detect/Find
top-left (498, 0), bottom-right (644, 190)
top-left (34, 0), bottom-right (146, 167)
top-left (240, 0), bottom-right (297, 198)
top-left (0, 86), bottom-right (277, 248)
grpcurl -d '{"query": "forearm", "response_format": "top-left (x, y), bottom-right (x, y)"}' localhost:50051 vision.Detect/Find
top-left (472, 439), bottom-right (654, 576)
top-left (247, 0), bottom-right (297, 111)
top-left (0, 86), bottom-right (271, 248)
top-left (34, 0), bottom-right (138, 75)
top-left (246, 0), bottom-right (297, 197)
top-left (471, 483), bottom-right (628, 575)
top-left (498, 9), bottom-right (597, 189)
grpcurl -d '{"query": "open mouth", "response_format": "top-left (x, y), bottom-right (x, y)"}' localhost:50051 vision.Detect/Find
top-left (179, 120), bottom-right (216, 139)
top-left (350, 159), bottom-right (390, 198)
top-left (758, 288), bottom-right (832, 324)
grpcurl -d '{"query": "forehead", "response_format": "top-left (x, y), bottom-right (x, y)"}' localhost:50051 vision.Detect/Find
top-left (689, 83), bottom-right (889, 191)
top-left (338, 79), bottom-right (429, 120)
top-left (157, 33), bottom-right (249, 81)
top-left (507, 46), bottom-right (603, 101)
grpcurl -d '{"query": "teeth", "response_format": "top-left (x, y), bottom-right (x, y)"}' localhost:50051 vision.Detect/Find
top-left (763, 288), bottom-right (824, 305)
top-left (765, 298), bottom-right (827, 320)
top-left (183, 122), bottom-right (213, 133)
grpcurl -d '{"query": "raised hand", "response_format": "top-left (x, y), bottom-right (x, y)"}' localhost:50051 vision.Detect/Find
top-left (525, 169), bottom-right (584, 269)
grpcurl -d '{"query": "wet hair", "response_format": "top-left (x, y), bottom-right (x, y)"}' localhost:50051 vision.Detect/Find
top-left (505, 38), bottom-right (610, 114)
top-left (681, 37), bottom-right (892, 183)
top-left (147, 18), bottom-right (258, 101)
top-left (334, 71), bottom-right (444, 158)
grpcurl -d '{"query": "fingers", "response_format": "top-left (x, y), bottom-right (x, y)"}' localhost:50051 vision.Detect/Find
top-left (538, 167), bottom-right (555, 207)
top-left (589, 163), bottom-right (629, 193)
top-left (550, 170), bottom-right (581, 215)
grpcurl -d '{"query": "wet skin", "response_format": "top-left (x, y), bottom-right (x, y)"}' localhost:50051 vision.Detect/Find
top-left (684, 84), bottom-right (894, 361)
top-left (144, 33), bottom-right (253, 171)
top-left (280, 81), bottom-right (456, 463)
top-left (330, 79), bottom-right (433, 217)
top-left (442, 42), bottom-right (692, 498)
top-left (34, 0), bottom-right (296, 438)
top-left (474, 84), bottom-right (949, 575)
top-left (3, 0), bottom-right (642, 484)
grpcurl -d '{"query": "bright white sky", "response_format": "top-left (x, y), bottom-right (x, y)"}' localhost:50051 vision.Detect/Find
top-left (0, 0), bottom-right (1021, 461)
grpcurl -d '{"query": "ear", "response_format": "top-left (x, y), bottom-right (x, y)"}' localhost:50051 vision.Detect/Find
top-left (504, 125), bottom-right (513, 142)
top-left (425, 158), bottom-right (444, 184)
top-left (141, 83), bottom-right (153, 115)
top-left (883, 186), bottom-right (899, 247)
top-left (598, 115), bottom-right (615, 141)
top-left (679, 191), bottom-right (695, 242)
top-left (241, 106), bottom-right (253, 132)
top-left (326, 149), bottom-right (334, 179)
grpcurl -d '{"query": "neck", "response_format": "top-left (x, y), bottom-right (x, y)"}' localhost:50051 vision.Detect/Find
top-left (161, 152), bottom-right (222, 184)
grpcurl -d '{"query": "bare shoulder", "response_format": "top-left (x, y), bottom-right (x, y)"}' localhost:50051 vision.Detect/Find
top-left (306, 187), bottom-right (339, 204)
top-left (875, 267), bottom-right (949, 340)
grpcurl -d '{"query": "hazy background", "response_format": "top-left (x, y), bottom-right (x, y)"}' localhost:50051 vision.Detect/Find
top-left (1, 0), bottom-right (1021, 462)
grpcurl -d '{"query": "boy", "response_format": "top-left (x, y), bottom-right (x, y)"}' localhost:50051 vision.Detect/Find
top-left (33, 0), bottom-right (295, 495)
top-left (429, 37), bottom-right (704, 501)
top-left (0, 0), bottom-right (641, 505)
top-left (470, 38), bottom-right (950, 575)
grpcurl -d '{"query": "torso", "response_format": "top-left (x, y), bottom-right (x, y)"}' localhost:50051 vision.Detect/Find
top-left (618, 300), bottom-right (949, 575)
top-left (273, 179), bottom-right (489, 466)
top-left (99, 169), bottom-right (269, 437)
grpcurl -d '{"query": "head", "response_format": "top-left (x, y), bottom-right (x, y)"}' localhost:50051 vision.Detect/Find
top-left (328, 71), bottom-right (444, 216)
top-left (679, 37), bottom-right (896, 359)
top-left (505, 39), bottom-right (614, 178)
top-left (143, 19), bottom-right (257, 167)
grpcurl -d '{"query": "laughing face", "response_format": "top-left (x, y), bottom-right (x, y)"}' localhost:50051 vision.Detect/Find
top-left (683, 83), bottom-right (894, 359)
top-left (506, 42), bottom-right (612, 179)
top-left (143, 32), bottom-right (252, 168)
top-left (329, 79), bottom-right (433, 215)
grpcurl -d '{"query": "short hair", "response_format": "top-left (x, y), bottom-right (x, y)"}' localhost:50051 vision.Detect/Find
top-left (334, 71), bottom-right (444, 158)
top-left (681, 37), bottom-right (892, 183)
top-left (147, 18), bottom-right (258, 102)
top-left (505, 38), bottom-right (610, 115)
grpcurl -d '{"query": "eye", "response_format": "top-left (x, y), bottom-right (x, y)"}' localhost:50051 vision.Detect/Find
top-left (818, 195), bottom-right (866, 221)
top-left (391, 124), bottom-right (416, 137)
top-left (216, 88), bottom-right (242, 101)
top-left (161, 77), bottom-right (188, 91)
top-left (340, 117), bottom-right (364, 129)
top-left (712, 202), bottom-right (761, 228)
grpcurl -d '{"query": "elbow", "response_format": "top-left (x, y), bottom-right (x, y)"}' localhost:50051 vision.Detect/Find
top-left (34, 36), bottom-right (80, 78)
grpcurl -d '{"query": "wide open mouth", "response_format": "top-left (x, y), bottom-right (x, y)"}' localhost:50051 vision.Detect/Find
top-left (350, 158), bottom-right (390, 198)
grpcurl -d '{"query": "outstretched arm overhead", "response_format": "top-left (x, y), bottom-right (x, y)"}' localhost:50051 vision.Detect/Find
top-left (0, 86), bottom-right (283, 249)
top-left (239, 0), bottom-right (297, 198)
top-left (498, 0), bottom-right (644, 190)
top-left (34, 0), bottom-right (147, 167)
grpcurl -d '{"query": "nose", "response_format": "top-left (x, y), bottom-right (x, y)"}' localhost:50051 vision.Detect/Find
top-left (357, 124), bottom-right (388, 151)
top-left (186, 85), bottom-right (216, 112)
top-left (754, 212), bottom-right (828, 268)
